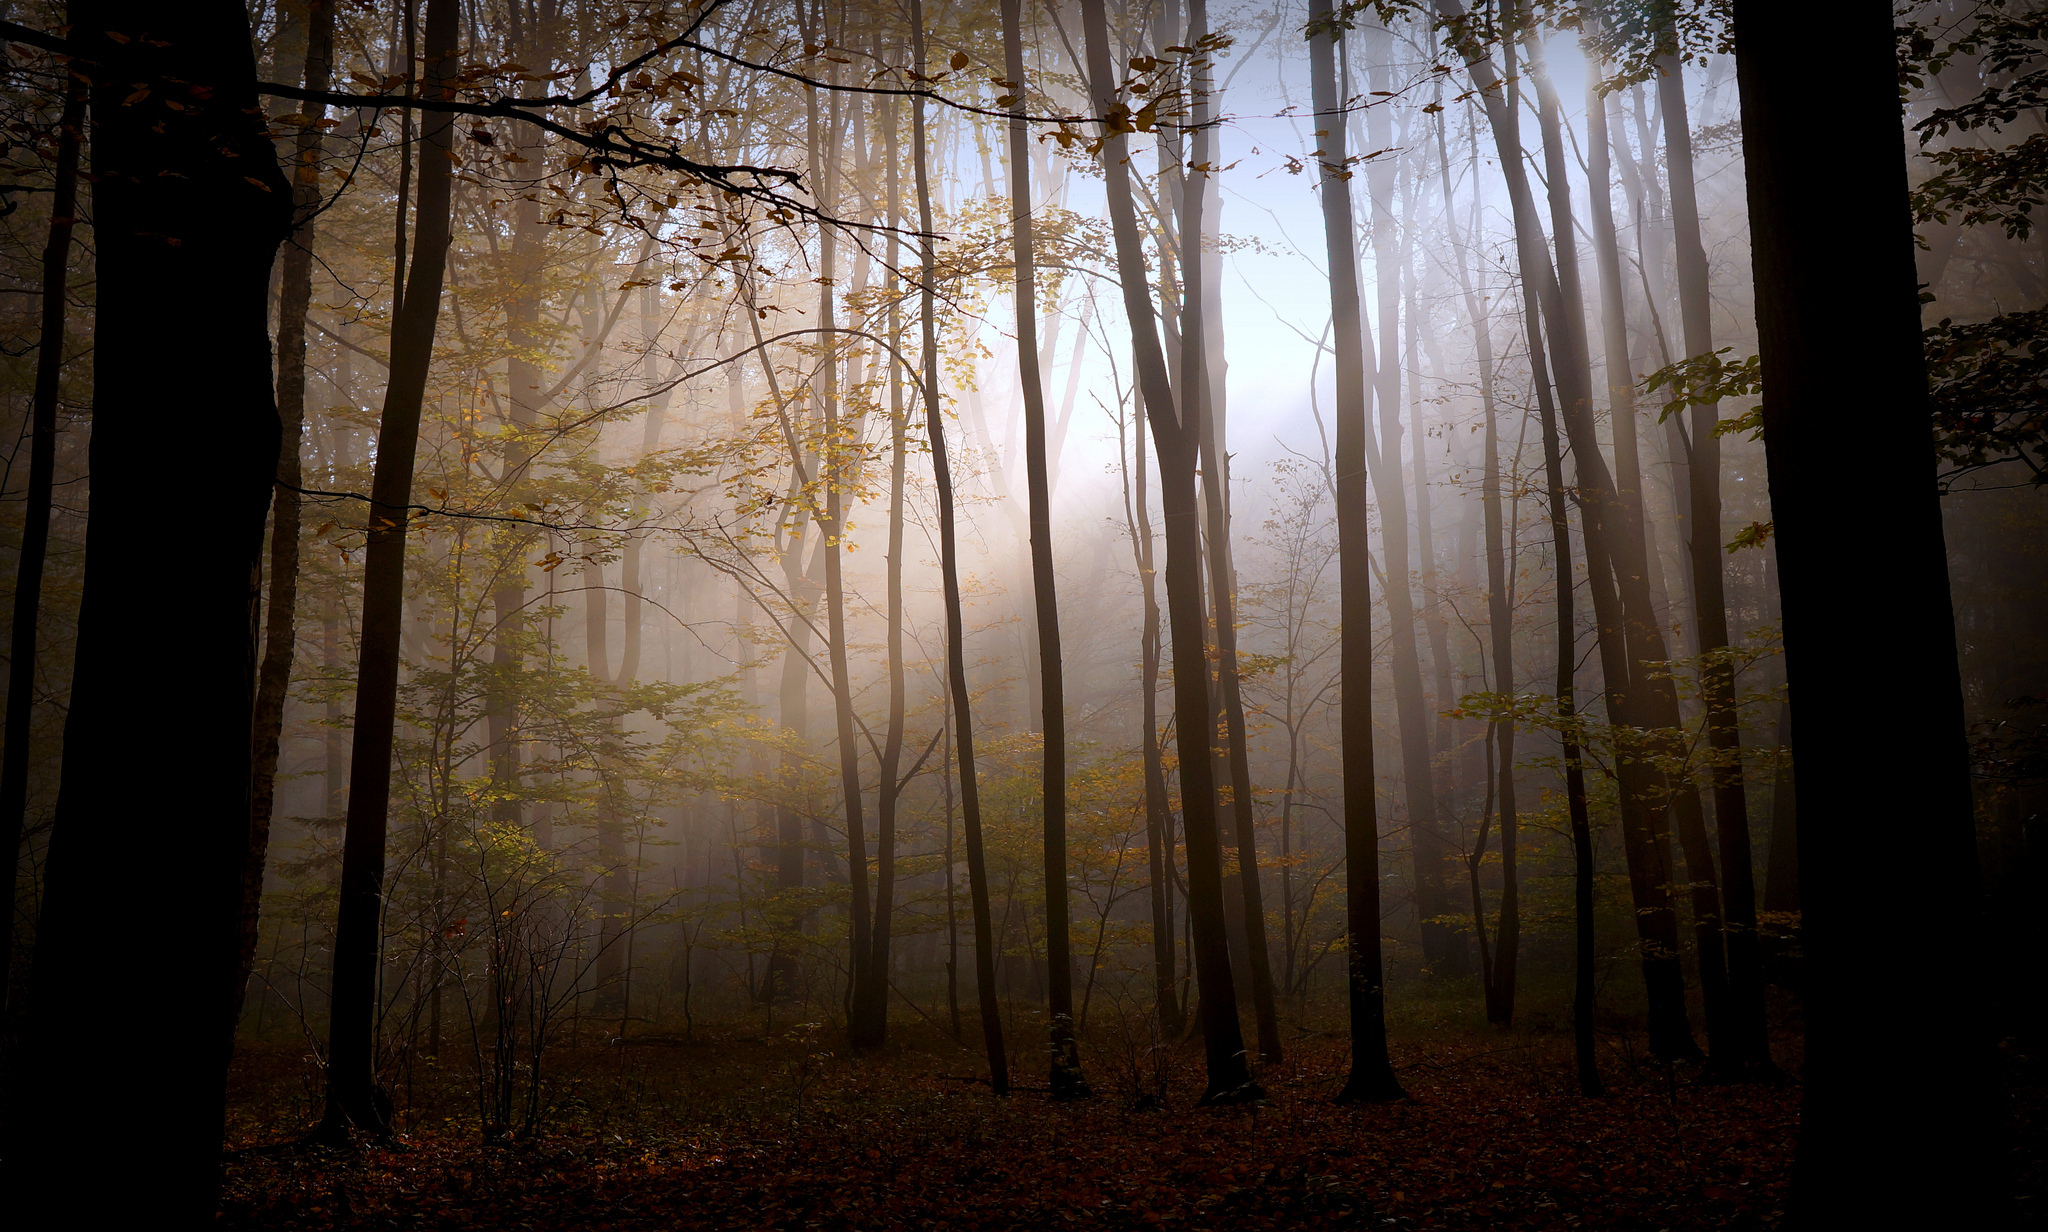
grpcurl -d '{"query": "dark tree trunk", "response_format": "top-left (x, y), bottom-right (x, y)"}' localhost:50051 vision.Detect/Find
top-left (1732, 3), bottom-right (2003, 1222)
top-left (241, 0), bottom-right (337, 1027)
top-left (1081, 0), bottom-right (1257, 1105)
top-left (0, 66), bottom-right (83, 1019)
top-left (912, 0), bottom-right (1007, 1093)
top-left (1000, 0), bottom-right (1085, 1096)
top-left (320, 0), bottom-right (459, 1137)
top-left (1309, 0), bottom-right (1402, 1104)
top-left (9, 3), bottom-right (291, 1219)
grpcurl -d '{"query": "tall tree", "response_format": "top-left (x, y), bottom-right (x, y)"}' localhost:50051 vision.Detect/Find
top-left (1080, 0), bottom-right (1259, 1105)
top-left (912, 0), bottom-right (1008, 1094)
top-left (0, 61), bottom-right (83, 1018)
top-left (1001, 0), bottom-right (1085, 1096)
top-left (1652, 47), bottom-right (1772, 1079)
top-left (1363, 20), bottom-right (1459, 977)
top-left (1732, 2), bottom-right (2003, 1222)
top-left (1308, 0), bottom-right (1402, 1104)
top-left (242, 0), bottom-right (338, 1024)
top-left (320, 0), bottom-right (460, 1137)
top-left (8, 2), bottom-right (292, 1219)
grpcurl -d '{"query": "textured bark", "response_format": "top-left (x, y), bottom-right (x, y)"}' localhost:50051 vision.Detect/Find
top-left (1733, 4), bottom-right (2002, 1222)
top-left (321, 0), bottom-right (459, 1137)
top-left (9, 4), bottom-right (291, 1219)
top-left (1309, 3), bottom-right (1402, 1104)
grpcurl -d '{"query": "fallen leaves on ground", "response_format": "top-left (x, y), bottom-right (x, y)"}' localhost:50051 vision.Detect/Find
top-left (219, 1032), bottom-right (1798, 1230)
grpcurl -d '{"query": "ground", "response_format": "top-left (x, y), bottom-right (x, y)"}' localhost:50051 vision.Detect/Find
top-left (218, 1025), bottom-right (1807, 1230)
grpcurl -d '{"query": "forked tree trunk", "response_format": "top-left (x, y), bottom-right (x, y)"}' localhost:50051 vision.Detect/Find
top-left (1080, 0), bottom-right (1258, 1105)
top-left (321, 0), bottom-right (459, 1137)
top-left (1308, 0), bottom-right (1402, 1104)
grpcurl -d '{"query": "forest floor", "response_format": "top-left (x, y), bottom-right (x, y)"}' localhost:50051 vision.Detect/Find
top-left (214, 1020), bottom-right (1838, 1231)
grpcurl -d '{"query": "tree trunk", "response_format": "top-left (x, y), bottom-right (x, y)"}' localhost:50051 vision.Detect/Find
top-left (1182, 0), bottom-right (1282, 1064)
top-left (10, 4), bottom-right (291, 1219)
top-left (1363, 23), bottom-right (1457, 978)
top-left (1080, 0), bottom-right (1258, 1105)
top-left (1000, 0), bottom-right (1085, 1096)
top-left (1309, 1), bottom-right (1402, 1104)
top-left (1732, 4), bottom-right (2002, 1222)
top-left (911, 0), bottom-right (1007, 1093)
top-left (239, 0), bottom-right (336, 1027)
top-left (0, 66), bottom-right (83, 1019)
top-left (320, 0), bottom-right (459, 1137)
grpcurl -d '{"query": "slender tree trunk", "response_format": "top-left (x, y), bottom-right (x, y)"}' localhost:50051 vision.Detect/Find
top-left (999, 0), bottom-right (1085, 1095)
top-left (1654, 50), bottom-right (1773, 1080)
top-left (0, 68), bottom-right (84, 1018)
top-left (1122, 403), bottom-right (1181, 1035)
top-left (240, 0), bottom-right (337, 1025)
top-left (1362, 25), bottom-right (1457, 978)
top-left (320, 0), bottom-right (459, 1136)
top-left (1732, 5), bottom-right (2002, 1221)
top-left (10, 5), bottom-right (291, 1219)
top-left (911, 0), bottom-right (1007, 1093)
top-left (1309, 1), bottom-right (1402, 1104)
top-left (1080, 0), bottom-right (1257, 1105)
top-left (858, 85), bottom-right (907, 1051)
top-left (1181, 0), bottom-right (1282, 1063)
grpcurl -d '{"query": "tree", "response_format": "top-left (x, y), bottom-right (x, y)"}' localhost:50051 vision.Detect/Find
top-left (1001, 0), bottom-right (1085, 1097)
top-left (1080, 0), bottom-right (1259, 1106)
top-left (1732, 1), bottom-right (2004, 1222)
top-left (7, 2), bottom-right (291, 1219)
top-left (1307, 0), bottom-right (1402, 1105)
top-left (321, 0), bottom-right (461, 1138)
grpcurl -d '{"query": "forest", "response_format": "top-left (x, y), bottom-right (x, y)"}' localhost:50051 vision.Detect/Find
top-left (0, 0), bottom-right (2041, 1227)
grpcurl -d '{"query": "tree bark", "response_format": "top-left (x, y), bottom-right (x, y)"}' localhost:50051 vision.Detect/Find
top-left (1732, 3), bottom-right (2003, 1222)
top-left (320, 0), bottom-right (459, 1137)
